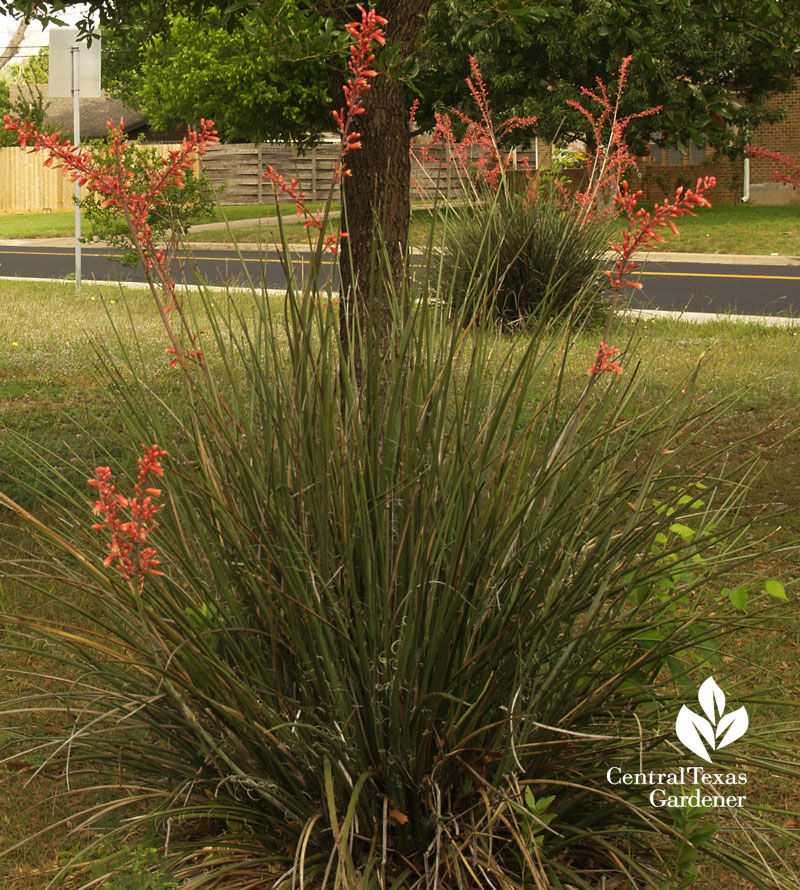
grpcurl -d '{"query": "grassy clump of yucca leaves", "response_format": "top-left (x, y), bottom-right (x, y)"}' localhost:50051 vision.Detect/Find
top-left (1, 231), bottom-right (799, 890)
top-left (437, 188), bottom-right (612, 329)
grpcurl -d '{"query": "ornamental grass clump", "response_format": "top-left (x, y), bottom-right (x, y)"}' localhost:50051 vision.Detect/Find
top-left (437, 190), bottom-right (612, 328)
top-left (1, 14), bottom-right (799, 890)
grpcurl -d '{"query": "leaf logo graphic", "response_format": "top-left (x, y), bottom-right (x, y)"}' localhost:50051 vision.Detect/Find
top-left (675, 677), bottom-right (748, 763)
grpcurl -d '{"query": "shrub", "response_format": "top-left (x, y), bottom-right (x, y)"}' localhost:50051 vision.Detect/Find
top-left (80, 133), bottom-right (217, 267)
top-left (3, 234), bottom-right (797, 890)
top-left (438, 190), bottom-right (612, 327)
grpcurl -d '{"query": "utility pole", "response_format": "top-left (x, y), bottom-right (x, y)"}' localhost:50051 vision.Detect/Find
top-left (49, 28), bottom-right (101, 290)
top-left (71, 43), bottom-right (81, 289)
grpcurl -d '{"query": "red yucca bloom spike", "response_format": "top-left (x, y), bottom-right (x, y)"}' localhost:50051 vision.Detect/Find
top-left (4, 115), bottom-right (217, 366)
top-left (88, 445), bottom-right (168, 591)
top-left (563, 56), bottom-right (661, 217)
top-left (421, 57), bottom-right (536, 190)
top-left (588, 341), bottom-right (623, 376)
top-left (745, 145), bottom-right (800, 189)
top-left (605, 176), bottom-right (716, 293)
top-left (264, 6), bottom-right (385, 255)
top-left (589, 174), bottom-right (716, 380)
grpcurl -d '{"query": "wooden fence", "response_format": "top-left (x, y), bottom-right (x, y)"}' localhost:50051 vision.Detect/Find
top-left (200, 140), bottom-right (555, 204)
top-left (0, 144), bottom-right (199, 214)
top-left (0, 139), bottom-right (556, 212)
top-left (201, 142), bottom-right (341, 204)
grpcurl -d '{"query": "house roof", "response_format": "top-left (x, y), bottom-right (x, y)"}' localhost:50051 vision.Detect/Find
top-left (10, 83), bottom-right (146, 139)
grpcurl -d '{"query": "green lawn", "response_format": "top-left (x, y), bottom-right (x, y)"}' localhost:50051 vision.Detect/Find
top-left (642, 202), bottom-right (800, 255)
top-left (0, 280), bottom-right (798, 887)
top-left (2, 201), bottom-right (799, 256)
top-left (0, 202), bottom-right (332, 240)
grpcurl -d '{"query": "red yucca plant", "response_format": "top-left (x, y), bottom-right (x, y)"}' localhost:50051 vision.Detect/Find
top-left (0, 16), bottom-right (798, 890)
top-left (745, 144), bottom-right (800, 189)
top-left (424, 56), bottom-right (714, 328)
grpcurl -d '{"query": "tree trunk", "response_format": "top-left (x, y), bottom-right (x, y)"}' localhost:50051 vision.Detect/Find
top-left (337, 71), bottom-right (410, 377)
top-left (0, 18), bottom-right (28, 71)
top-left (331, 0), bottom-right (433, 381)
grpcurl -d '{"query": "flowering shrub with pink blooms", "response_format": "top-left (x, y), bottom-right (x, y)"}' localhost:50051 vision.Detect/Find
top-left (0, 13), bottom-right (795, 890)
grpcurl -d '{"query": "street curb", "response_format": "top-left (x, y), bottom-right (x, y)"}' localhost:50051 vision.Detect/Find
top-left (623, 307), bottom-right (799, 327)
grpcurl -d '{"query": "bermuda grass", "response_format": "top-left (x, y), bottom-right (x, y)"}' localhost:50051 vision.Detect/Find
top-left (0, 280), bottom-right (798, 886)
top-left (637, 202), bottom-right (800, 256)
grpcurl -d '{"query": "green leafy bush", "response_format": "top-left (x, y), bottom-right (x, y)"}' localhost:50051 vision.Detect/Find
top-left (438, 191), bottom-right (612, 327)
top-left (80, 134), bottom-right (217, 266)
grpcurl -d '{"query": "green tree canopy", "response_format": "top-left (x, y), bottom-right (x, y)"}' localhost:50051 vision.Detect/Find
top-left (37, 0), bottom-right (798, 157)
top-left (414, 0), bottom-right (799, 155)
top-left (6, 45), bottom-right (49, 84)
top-left (101, 7), bottom-right (334, 144)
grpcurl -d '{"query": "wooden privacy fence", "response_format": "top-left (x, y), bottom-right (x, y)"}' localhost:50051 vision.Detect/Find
top-left (0, 143), bottom-right (199, 214)
top-left (0, 139), bottom-right (557, 212)
top-left (199, 141), bottom-right (555, 204)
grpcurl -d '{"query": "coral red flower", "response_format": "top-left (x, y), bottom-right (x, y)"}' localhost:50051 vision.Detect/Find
top-left (745, 145), bottom-right (800, 189)
top-left (4, 115), bottom-right (217, 369)
top-left (88, 445), bottom-right (167, 590)
top-left (420, 56), bottom-right (537, 191)
top-left (606, 177), bottom-right (716, 292)
top-left (563, 56), bottom-right (661, 217)
top-left (588, 341), bottom-right (623, 376)
top-left (264, 6), bottom-right (385, 255)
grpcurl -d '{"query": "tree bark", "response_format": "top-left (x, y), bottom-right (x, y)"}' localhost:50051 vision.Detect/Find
top-left (337, 71), bottom-right (411, 376)
top-left (331, 0), bottom-right (433, 381)
top-left (0, 18), bottom-right (28, 71)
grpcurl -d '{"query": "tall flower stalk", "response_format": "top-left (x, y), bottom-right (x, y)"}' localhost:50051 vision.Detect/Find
top-left (745, 144), bottom-right (800, 188)
top-left (263, 5), bottom-right (387, 255)
top-left (419, 55), bottom-right (537, 194)
top-left (565, 56), bottom-right (661, 218)
top-left (4, 115), bottom-right (218, 374)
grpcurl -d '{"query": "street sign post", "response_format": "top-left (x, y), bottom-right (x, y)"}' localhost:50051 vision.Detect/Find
top-left (49, 29), bottom-right (101, 290)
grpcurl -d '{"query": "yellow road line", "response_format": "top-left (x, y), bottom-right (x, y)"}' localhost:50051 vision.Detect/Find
top-left (1, 248), bottom-right (798, 281)
top-left (0, 248), bottom-right (299, 264)
top-left (639, 270), bottom-right (800, 281)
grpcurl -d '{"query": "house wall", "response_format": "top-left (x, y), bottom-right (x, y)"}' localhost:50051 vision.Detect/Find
top-left (631, 87), bottom-right (800, 206)
top-left (745, 87), bottom-right (800, 205)
top-left (633, 154), bottom-right (741, 204)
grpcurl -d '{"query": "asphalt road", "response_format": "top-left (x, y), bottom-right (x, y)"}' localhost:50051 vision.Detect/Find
top-left (633, 259), bottom-right (800, 317)
top-left (1, 243), bottom-right (799, 317)
top-left (0, 244), bottom-right (318, 292)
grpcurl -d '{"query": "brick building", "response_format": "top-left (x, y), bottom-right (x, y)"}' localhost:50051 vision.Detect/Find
top-left (635, 87), bottom-right (800, 205)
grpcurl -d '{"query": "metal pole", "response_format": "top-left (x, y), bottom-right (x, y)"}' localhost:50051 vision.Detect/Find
top-left (71, 44), bottom-right (81, 290)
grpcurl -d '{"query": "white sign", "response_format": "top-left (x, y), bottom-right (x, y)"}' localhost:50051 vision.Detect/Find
top-left (49, 28), bottom-right (101, 98)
